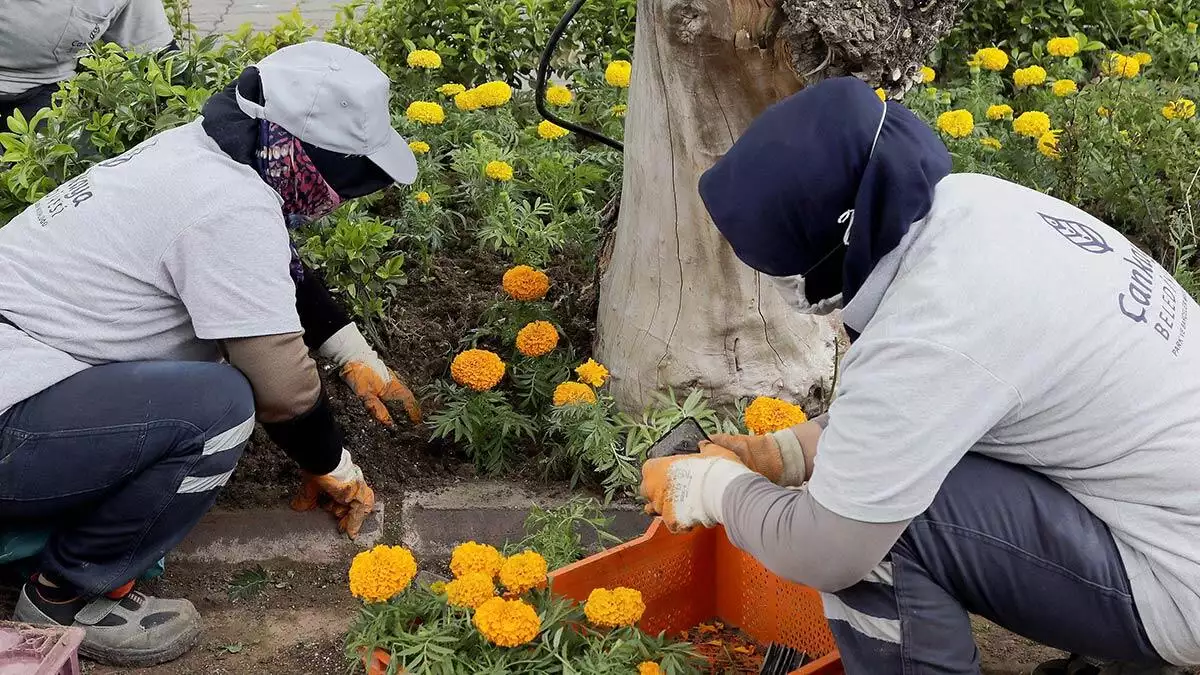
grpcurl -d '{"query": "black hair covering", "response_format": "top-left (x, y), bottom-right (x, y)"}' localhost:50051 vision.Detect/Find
top-left (698, 77), bottom-right (952, 307)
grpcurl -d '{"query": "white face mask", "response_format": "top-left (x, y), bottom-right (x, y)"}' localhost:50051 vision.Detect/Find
top-left (767, 274), bottom-right (843, 315)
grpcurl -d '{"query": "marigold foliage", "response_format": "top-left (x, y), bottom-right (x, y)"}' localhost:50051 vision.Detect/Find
top-left (406, 101), bottom-right (445, 125)
top-left (1052, 79), bottom-right (1078, 97)
top-left (1013, 111), bottom-right (1051, 138)
top-left (986, 104), bottom-right (1014, 120)
top-left (545, 85), bottom-right (574, 106)
top-left (744, 396), bottom-right (807, 435)
top-left (516, 320), bottom-right (559, 357)
top-left (575, 358), bottom-right (609, 387)
top-left (498, 550), bottom-right (548, 594)
top-left (502, 265), bottom-right (550, 300)
top-left (972, 47), bottom-right (1009, 71)
top-left (1047, 36), bottom-right (1080, 57)
top-left (473, 597), bottom-right (541, 647)
top-left (446, 571), bottom-right (496, 608)
top-left (1013, 65), bottom-right (1047, 88)
top-left (537, 120), bottom-right (569, 140)
top-left (605, 60), bottom-right (632, 88)
top-left (936, 109), bottom-right (974, 138)
top-left (485, 160), bottom-right (514, 181)
top-left (450, 350), bottom-right (506, 391)
top-left (553, 381), bottom-right (597, 406)
top-left (348, 545), bottom-right (417, 603)
top-left (450, 541), bottom-right (505, 578)
top-left (584, 587), bottom-right (645, 628)
top-left (407, 49), bottom-right (442, 69)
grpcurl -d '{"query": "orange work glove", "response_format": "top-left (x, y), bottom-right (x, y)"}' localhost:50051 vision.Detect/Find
top-left (318, 324), bottom-right (421, 427)
top-left (639, 444), bottom-right (749, 533)
top-left (291, 449), bottom-right (376, 539)
top-left (709, 427), bottom-right (813, 487)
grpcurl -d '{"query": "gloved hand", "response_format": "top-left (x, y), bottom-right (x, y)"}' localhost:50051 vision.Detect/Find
top-left (291, 449), bottom-right (376, 539)
top-left (640, 444), bottom-right (751, 533)
top-left (709, 427), bottom-right (810, 486)
top-left (318, 324), bottom-right (420, 428)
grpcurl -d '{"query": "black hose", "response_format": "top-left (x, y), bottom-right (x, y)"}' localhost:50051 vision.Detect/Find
top-left (535, 0), bottom-right (625, 152)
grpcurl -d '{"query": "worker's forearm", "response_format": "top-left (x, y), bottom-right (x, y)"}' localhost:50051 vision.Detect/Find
top-left (722, 473), bottom-right (908, 592)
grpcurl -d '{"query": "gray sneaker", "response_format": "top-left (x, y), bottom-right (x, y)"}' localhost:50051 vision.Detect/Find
top-left (13, 583), bottom-right (201, 667)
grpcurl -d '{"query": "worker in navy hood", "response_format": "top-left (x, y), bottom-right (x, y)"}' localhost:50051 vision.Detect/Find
top-left (641, 77), bottom-right (1200, 674)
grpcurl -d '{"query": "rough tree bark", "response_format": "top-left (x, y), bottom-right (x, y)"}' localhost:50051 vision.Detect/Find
top-left (595, 0), bottom-right (961, 410)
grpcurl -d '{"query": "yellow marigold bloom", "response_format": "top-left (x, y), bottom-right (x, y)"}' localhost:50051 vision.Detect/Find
top-left (1052, 79), bottom-right (1078, 97)
top-left (475, 81), bottom-right (513, 107)
top-left (1162, 98), bottom-right (1197, 120)
top-left (450, 541), bottom-right (505, 578)
top-left (637, 663), bottom-right (662, 675)
top-left (875, 88), bottom-right (886, 101)
top-left (980, 136), bottom-right (1003, 150)
top-left (1188, 22), bottom-right (1198, 34)
top-left (1102, 53), bottom-right (1140, 78)
top-left (545, 84), bottom-right (574, 106)
top-left (405, 101), bottom-right (445, 125)
top-left (454, 88), bottom-right (482, 111)
top-left (473, 597), bottom-right (541, 647)
top-left (348, 545), bottom-right (417, 603)
top-left (605, 60), bottom-right (632, 88)
top-left (553, 381), bottom-right (597, 406)
top-left (438, 83), bottom-right (467, 97)
top-left (516, 321), bottom-right (558, 357)
top-left (611, 104), bottom-right (628, 117)
top-left (575, 358), bottom-right (609, 387)
top-left (1013, 65), bottom-right (1047, 88)
top-left (920, 66), bottom-right (936, 83)
top-left (502, 265), bottom-right (550, 301)
top-left (498, 550), bottom-right (548, 594)
top-left (973, 47), bottom-right (1009, 71)
top-left (1047, 36), bottom-right (1080, 57)
top-left (744, 396), bottom-right (807, 435)
top-left (415, 191), bottom-right (431, 205)
top-left (450, 350), bottom-right (506, 391)
top-left (936, 109), bottom-right (974, 139)
top-left (1097, 106), bottom-right (1112, 118)
top-left (445, 572), bottom-right (495, 609)
top-left (537, 120), bottom-right (569, 140)
top-left (408, 140), bottom-right (430, 154)
top-left (1038, 130), bottom-right (1062, 159)
top-left (1133, 51), bottom-right (1152, 66)
top-left (1013, 111), bottom-right (1051, 138)
top-left (485, 160), bottom-right (514, 181)
top-left (406, 49), bottom-right (441, 69)
top-left (986, 104), bottom-right (1014, 120)
top-left (584, 587), bottom-right (645, 628)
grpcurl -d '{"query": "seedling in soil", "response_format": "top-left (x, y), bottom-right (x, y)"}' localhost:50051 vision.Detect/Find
top-left (219, 642), bottom-right (244, 654)
top-left (228, 566), bottom-right (272, 601)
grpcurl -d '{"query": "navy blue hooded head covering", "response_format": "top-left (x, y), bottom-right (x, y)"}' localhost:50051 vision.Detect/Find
top-left (699, 77), bottom-right (951, 308)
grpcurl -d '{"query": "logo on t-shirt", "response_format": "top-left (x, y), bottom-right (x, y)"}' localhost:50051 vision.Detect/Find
top-left (1038, 212), bottom-right (1112, 254)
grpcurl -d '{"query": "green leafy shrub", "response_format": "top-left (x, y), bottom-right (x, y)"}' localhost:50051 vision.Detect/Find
top-left (300, 205), bottom-right (407, 326)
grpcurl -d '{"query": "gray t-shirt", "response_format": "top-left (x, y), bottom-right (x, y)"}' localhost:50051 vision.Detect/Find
top-left (807, 173), bottom-right (1200, 664)
top-left (0, 0), bottom-right (173, 96)
top-left (0, 119), bottom-right (301, 415)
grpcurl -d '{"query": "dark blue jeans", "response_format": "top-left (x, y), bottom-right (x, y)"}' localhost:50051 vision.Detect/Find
top-left (0, 361), bottom-right (255, 597)
top-left (826, 454), bottom-right (1164, 674)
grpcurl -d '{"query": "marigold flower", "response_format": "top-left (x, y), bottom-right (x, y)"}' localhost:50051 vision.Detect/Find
top-left (553, 381), bottom-right (597, 406)
top-left (454, 89), bottom-right (482, 111)
top-left (473, 597), bottom-right (541, 647)
top-left (348, 545), bottom-right (417, 603)
top-left (973, 47), bottom-right (1009, 71)
top-left (1188, 22), bottom-right (1198, 34)
top-left (1046, 36), bottom-right (1080, 57)
top-left (1013, 65), bottom-right (1047, 88)
top-left (584, 587), bottom-right (645, 628)
top-left (408, 140), bottom-right (430, 154)
top-left (575, 358), bottom-right (609, 387)
top-left (875, 88), bottom-right (886, 101)
top-left (415, 191), bottom-right (431, 204)
top-left (498, 550), bottom-right (548, 594)
top-left (502, 265), bottom-right (550, 301)
top-left (430, 580), bottom-right (447, 594)
top-left (986, 104), bottom-right (1014, 120)
top-left (1133, 51), bottom-right (1152, 66)
top-left (537, 120), bottom-right (569, 140)
top-left (446, 572), bottom-right (495, 608)
top-left (920, 66), bottom-right (936, 83)
top-left (1102, 53), bottom-right (1140, 78)
top-left (1051, 79), bottom-right (1078, 96)
top-left (744, 396), bottom-right (807, 435)
top-left (545, 84), bottom-right (574, 106)
top-left (450, 350), bottom-right (506, 391)
top-left (406, 49), bottom-right (441, 69)
top-left (1037, 130), bottom-right (1062, 159)
top-left (485, 160), bottom-right (514, 181)
top-left (980, 136), bottom-right (1002, 150)
top-left (405, 101), bottom-right (445, 125)
top-left (610, 104), bottom-right (628, 117)
top-left (1162, 98), bottom-right (1196, 120)
top-left (450, 541), bottom-right (505, 578)
top-left (516, 321), bottom-right (558, 357)
top-left (1013, 111), bottom-right (1051, 138)
top-left (936, 109), bottom-right (974, 138)
top-left (1097, 106), bottom-right (1112, 118)
top-left (475, 81), bottom-right (513, 107)
top-left (605, 60), bottom-right (632, 88)
top-left (637, 663), bottom-right (662, 675)
top-left (438, 83), bottom-right (467, 97)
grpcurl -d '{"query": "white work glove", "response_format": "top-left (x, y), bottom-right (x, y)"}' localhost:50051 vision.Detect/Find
top-left (291, 449), bottom-right (376, 539)
top-left (318, 324), bottom-right (420, 427)
top-left (640, 444), bottom-right (754, 532)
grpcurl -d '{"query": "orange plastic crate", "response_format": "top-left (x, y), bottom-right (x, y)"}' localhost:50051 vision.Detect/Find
top-left (550, 518), bottom-right (843, 674)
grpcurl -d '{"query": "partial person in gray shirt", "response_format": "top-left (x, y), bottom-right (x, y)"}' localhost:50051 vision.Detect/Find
top-left (641, 77), bottom-right (1199, 675)
top-left (0, 0), bottom-right (175, 122)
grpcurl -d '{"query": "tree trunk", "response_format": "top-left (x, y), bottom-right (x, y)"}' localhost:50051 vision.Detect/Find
top-left (595, 0), bottom-right (960, 410)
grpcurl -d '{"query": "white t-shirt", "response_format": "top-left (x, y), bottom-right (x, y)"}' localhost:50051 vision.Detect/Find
top-left (0, 0), bottom-right (173, 95)
top-left (808, 173), bottom-right (1200, 665)
top-left (0, 119), bottom-right (301, 415)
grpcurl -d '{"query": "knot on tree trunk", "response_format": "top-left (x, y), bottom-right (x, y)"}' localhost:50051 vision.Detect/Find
top-left (667, 0), bottom-right (712, 44)
top-left (779, 0), bottom-right (961, 93)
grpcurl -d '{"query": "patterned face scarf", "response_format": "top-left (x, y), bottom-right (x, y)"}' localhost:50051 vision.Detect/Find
top-left (253, 120), bottom-right (343, 280)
